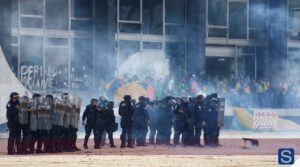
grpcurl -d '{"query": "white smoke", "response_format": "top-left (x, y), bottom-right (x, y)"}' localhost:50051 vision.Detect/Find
top-left (117, 50), bottom-right (170, 80)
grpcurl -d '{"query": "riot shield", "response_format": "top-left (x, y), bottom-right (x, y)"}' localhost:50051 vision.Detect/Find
top-left (19, 96), bottom-right (29, 125)
top-left (29, 97), bottom-right (38, 131)
top-left (217, 98), bottom-right (225, 127)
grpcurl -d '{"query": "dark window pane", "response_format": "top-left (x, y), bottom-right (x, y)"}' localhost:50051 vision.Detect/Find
top-left (20, 0), bottom-right (43, 15)
top-left (289, 0), bottom-right (300, 30)
top-left (165, 0), bottom-right (185, 23)
top-left (249, 0), bottom-right (267, 28)
top-left (119, 23), bottom-right (141, 33)
top-left (249, 29), bottom-right (267, 40)
top-left (20, 17), bottom-right (43, 28)
top-left (12, 0), bottom-right (19, 27)
top-left (143, 42), bottom-right (163, 49)
top-left (46, 38), bottom-right (69, 46)
top-left (120, 0), bottom-right (140, 21)
top-left (45, 0), bottom-right (69, 30)
top-left (12, 36), bottom-right (18, 44)
top-left (20, 35), bottom-right (43, 65)
top-left (229, 2), bottom-right (247, 39)
top-left (73, 0), bottom-right (92, 18)
top-left (143, 0), bottom-right (163, 35)
top-left (71, 20), bottom-right (92, 31)
top-left (208, 28), bottom-right (227, 38)
top-left (208, 0), bottom-right (227, 26)
top-left (45, 48), bottom-right (69, 89)
top-left (165, 25), bottom-right (185, 36)
top-left (71, 38), bottom-right (93, 89)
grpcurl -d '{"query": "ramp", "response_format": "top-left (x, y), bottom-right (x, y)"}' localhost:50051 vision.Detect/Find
top-left (0, 46), bottom-right (30, 123)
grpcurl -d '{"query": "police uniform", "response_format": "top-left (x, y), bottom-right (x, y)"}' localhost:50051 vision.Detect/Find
top-left (118, 96), bottom-right (135, 148)
top-left (82, 101), bottom-right (98, 149)
top-left (6, 93), bottom-right (21, 154)
top-left (19, 96), bottom-right (30, 153)
top-left (133, 100), bottom-right (149, 146)
top-left (173, 102), bottom-right (191, 146)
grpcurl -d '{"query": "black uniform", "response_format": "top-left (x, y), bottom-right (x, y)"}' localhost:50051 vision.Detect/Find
top-left (133, 101), bottom-right (148, 146)
top-left (193, 98), bottom-right (204, 146)
top-left (157, 100), bottom-right (173, 145)
top-left (173, 102), bottom-right (191, 146)
top-left (118, 98), bottom-right (135, 148)
top-left (95, 105), bottom-right (116, 148)
top-left (6, 97), bottom-right (21, 154)
top-left (148, 102), bottom-right (159, 144)
top-left (203, 98), bottom-right (218, 146)
top-left (82, 104), bottom-right (98, 149)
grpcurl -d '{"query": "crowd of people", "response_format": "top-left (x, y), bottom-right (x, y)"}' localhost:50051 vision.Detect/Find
top-left (102, 74), bottom-right (300, 109)
top-left (6, 92), bottom-right (81, 155)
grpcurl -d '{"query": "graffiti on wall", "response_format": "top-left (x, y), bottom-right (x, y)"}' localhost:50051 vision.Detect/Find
top-left (20, 65), bottom-right (57, 90)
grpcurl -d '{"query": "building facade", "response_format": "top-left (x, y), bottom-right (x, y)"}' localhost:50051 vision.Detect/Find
top-left (0, 0), bottom-right (299, 92)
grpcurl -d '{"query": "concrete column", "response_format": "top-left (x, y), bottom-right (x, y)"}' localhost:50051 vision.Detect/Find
top-left (185, 0), bottom-right (206, 76)
top-left (268, 0), bottom-right (288, 86)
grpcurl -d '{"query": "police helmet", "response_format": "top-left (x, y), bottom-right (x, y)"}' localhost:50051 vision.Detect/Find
top-left (123, 95), bottom-right (131, 101)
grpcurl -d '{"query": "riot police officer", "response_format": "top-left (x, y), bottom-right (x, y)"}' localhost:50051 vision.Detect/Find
top-left (148, 100), bottom-right (159, 144)
top-left (173, 97), bottom-right (191, 146)
top-left (29, 94), bottom-right (40, 153)
top-left (96, 101), bottom-right (117, 148)
top-left (119, 95), bottom-right (135, 148)
top-left (193, 95), bottom-right (205, 147)
top-left (6, 92), bottom-right (21, 154)
top-left (133, 96), bottom-right (149, 146)
top-left (70, 96), bottom-right (81, 151)
top-left (36, 95), bottom-right (53, 153)
top-left (82, 98), bottom-right (98, 149)
top-left (19, 95), bottom-right (30, 153)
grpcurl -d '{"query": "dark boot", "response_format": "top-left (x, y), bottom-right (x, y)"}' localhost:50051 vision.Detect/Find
top-left (109, 137), bottom-right (116, 148)
top-left (94, 138), bottom-right (100, 149)
top-left (7, 138), bottom-right (15, 155)
top-left (83, 135), bottom-right (89, 149)
top-left (127, 140), bottom-right (135, 148)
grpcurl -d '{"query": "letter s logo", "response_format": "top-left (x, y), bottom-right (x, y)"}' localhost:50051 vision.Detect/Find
top-left (278, 148), bottom-right (294, 165)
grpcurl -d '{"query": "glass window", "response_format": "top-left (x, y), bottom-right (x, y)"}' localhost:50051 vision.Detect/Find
top-left (20, 36), bottom-right (43, 90)
top-left (20, 35), bottom-right (43, 66)
top-left (11, 46), bottom-right (18, 74)
top-left (72, 0), bottom-right (92, 18)
top-left (143, 0), bottom-right (163, 35)
top-left (71, 20), bottom-right (93, 31)
top-left (249, 0), bottom-right (267, 28)
top-left (208, 0), bottom-right (227, 26)
top-left (12, 0), bottom-right (19, 28)
top-left (289, 0), bottom-right (300, 30)
top-left (119, 0), bottom-right (140, 21)
top-left (165, 25), bottom-right (185, 38)
top-left (20, 0), bottom-right (43, 15)
top-left (229, 2), bottom-right (247, 39)
top-left (45, 48), bottom-right (69, 89)
top-left (20, 17), bottom-right (43, 29)
top-left (165, 0), bottom-right (185, 24)
top-left (208, 28), bottom-right (227, 38)
top-left (119, 23), bottom-right (141, 33)
top-left (45, 0), bottom-right (69, 30)
top-left (71, 38), bottom-right (93, 89)
top-left (249, 29), bottom-right (267, 40)
top-left (143, 42), bottom-right (163, 50)
top-left (46, 38), bottom-right (69, 46)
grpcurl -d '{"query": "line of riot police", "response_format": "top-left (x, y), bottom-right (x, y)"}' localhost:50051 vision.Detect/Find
top-left (115, 93), bottom-right (225, 148)
top-left (6, 92), bottom-right (81, 154)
